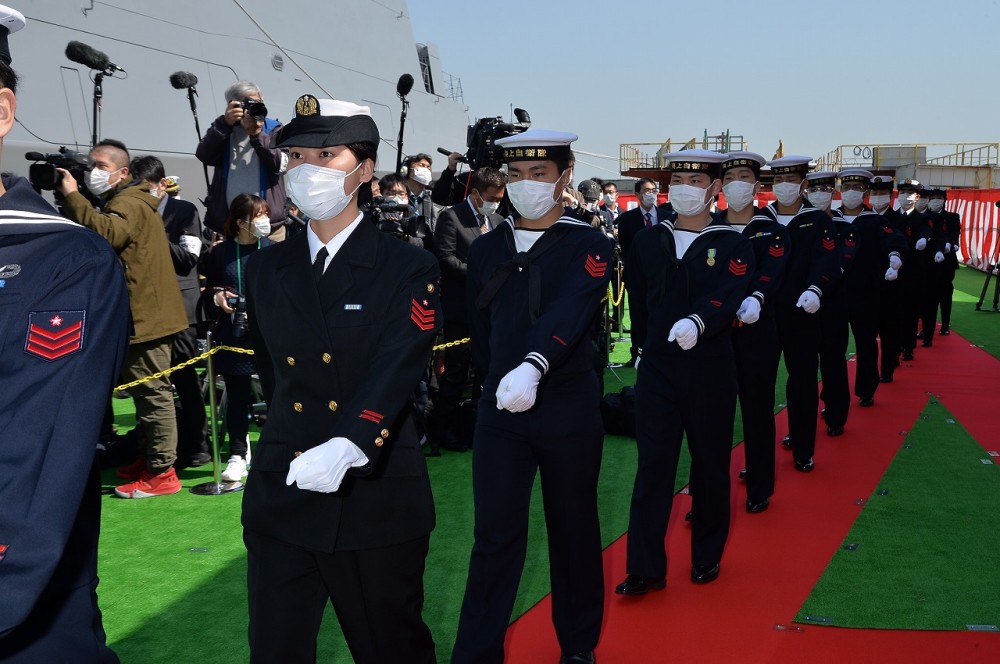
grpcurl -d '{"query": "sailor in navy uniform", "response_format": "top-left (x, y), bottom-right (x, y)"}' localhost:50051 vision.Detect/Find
top-left (869, 175), bottom-right (907, 382)
top-left (925, 187), bottom-right (961, 337)
top-left (806, 171), bottom-right (853, 437)
top-left (452, 130), bottom-right (611, 664)
top-left (616, 150), bottom-right (754, 593)
top-left (836, 170), bottom-right (907, 407)
top-left (896, 178), bottom-right (933, 361)
top-left (243, 95), bottom-right (439, 663)
top-left (719, 152), bottom-right (788, 513)
top-left (0, 8), bottom-right (131, 661)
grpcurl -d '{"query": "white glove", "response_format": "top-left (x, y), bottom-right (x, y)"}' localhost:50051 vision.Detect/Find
top-left (737, 296), bottom-right (761, 325)
top-left (945, 242), bottom-right (952, 253)
top-left (634, 356), bottom-right (641, 371)
top-left (889, 254), bottom-right (902, 270)
top-left (179, 234), bottom-right (203, 256)
top-left (796, 290), bottom-right (821, 314)
top-left (286, 437), bottom-right (369, 493)
top-left (885, 267), bottom-right (898, 281)
top-left (934, 251), bottom-right (945, 263)
top-left (495, 361), bottom-right (542, 413)
top-left (915, 237), bottom-right (927, 251)
top-left (667, 318), bottom-right (699, 350)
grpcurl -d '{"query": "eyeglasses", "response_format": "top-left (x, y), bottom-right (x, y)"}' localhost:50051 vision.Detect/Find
top-left (806, 185), bottom-right (835, 193)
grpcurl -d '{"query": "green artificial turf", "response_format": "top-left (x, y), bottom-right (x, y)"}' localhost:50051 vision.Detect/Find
top-left (795, 398), bottom-right (1000, 630)
top-left (949, 266), bottom-right (1000, 359)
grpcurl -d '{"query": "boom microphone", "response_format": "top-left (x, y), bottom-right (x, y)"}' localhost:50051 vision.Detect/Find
top-left (437, 147), bottom-right (467, 163)
top-left (24, 151), bottom-right (46, 161)
top-left (169, 71), bottom-right (198, 90)
top-left (396, 73), bottom-right (414, 98)
top-left (65, 40), bottom-right (126, 73)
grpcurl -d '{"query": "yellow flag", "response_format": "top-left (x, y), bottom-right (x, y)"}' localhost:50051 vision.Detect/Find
top-left (772, 140), bottom-right (784, 159)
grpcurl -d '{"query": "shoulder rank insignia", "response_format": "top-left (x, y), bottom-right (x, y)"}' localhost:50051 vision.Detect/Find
top-left (585, 254), bottom-right (607, 278)
top-left (728, 258), bottom-right (748, 276)
top-left (25, 310), bottom-right (85, 361)
top-left (411, 298), bottom-right (436, 331)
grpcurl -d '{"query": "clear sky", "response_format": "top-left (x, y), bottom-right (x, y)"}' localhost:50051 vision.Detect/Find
top-left (409, 0), bottom-right (1000, 178)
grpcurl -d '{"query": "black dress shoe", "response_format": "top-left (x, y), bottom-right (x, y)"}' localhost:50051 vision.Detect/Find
top-left (902, 350), bottom-right (914, 361)
top-left (738, 468), bottom-right (747, 480)
top-left (940, 327), bottom-right (951, 335)
top-left (859, 396), bottom-right (875, 407)
top-left (794, 458), bottom-right (815, 472)
top-left (691, 563), bottom-right (720, 584)
top-left (921, 341), bottom-right (932, 348)
top-left (820, 408), bottom-right (827, 420)
top-left (614, 575), bottom-right (666, 596)
top-left (826, 425), bottom-right (844, 437)
top-left (746, 497), bottom-right (769, 513)
top-left (782, 434), bottom-right (792, 448)
top-left (559, 652), bottom-right (595, 664)
top-left (880, 374), bottom-right (894, 383)
top-left (684, 509), bottom-right (693, 523)
top-left (437, 434), bottom-right (469, 453)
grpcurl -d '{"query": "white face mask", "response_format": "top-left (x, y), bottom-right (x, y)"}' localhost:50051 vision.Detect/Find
top-left (251, 216), bottom-right (271, 238)
top-left (806, 190), bottom-right (833, 211)
top-left (284, 162), bottom-right (363, 221)
top-left (640, 192), bottom-right (658, 208)
top-left (928, 199), bottom-right (945, 213)
top-left (410, 166), bottom-right (432, 186)
top-left (603, 192), bottom-right (617, 206)
top-left (915, 198), bottom-right (928, 212)
top-left (869, 193), bottom-right (891, 210)
top-left (668, 183), bottom-right (711, 216)
top-left (85, 167), bottom-right (117, 196)
top-left (506, 177), bottom-right (562, 220)
top-left (840, 190), bottom-right (866, 210)
top-left (722, 180), bottom-right (755, 213)
top-left (475, 194), bottom-right (500, 217)
top-left (772, 182), bottom-right (803, 206)
top-left (897, 193), bottom-right (917, 210)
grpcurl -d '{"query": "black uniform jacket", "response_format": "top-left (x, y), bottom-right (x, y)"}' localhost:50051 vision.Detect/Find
top-left (627, 218), bottom-right (755, 359)
top-left (243, 218), bottom-right (441, 552)
top-left (617, 206), bottom-right (650, 262)
top-left (0, 177), bottom-right (130, 636)
top-left (723, 207), bottom-right (789, 308)
top-left (838, 207), bottom-right (906, 290)
top-left (468, 215), bottom-right (612, 391)
top-left (753, 202), bottom-right (840, 307)
top-left (161, 196), bottom-right (204, 324)
top-left (433, 197), bottom-right (503, 322)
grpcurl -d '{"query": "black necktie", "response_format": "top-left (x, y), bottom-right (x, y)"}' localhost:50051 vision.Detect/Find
top-left (644, 212), bottom-right (652, 228)
top-left (313, 247), bottom-right (328, 284)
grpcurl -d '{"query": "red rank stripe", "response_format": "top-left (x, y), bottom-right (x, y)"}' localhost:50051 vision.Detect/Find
top-left (728, 259), bottom-right (748, 276)
top-left (27, 330), bottom-right (82, 352)
top-left (26, 341), bottom-right (82, 360)
top-left (27, 320), bottom-right (83, 342)
top-left (359, 409), bottom-right (384, 424)
top-left (823, 238), bottom-right (836, 251)
top-left (768, 245), bottom-right (785, 258)
top-left (585, 255), bottom-right (607, 278)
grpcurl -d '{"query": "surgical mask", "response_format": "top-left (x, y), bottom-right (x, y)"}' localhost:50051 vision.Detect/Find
top-left (251, 216), bottom-right (271, 238)
top-left (641, 192), bottom-right (658, 208)
top-left (869, 193), bottom-right (891, 210)
top-left (915, 198), bottom-right (928, 212)
top-left (772, 182), bottom-right (803, 206)
top-left (506, 178), bottom-right (561, 219)
top-left (410, 166), bottom-right (432, 186)
top-left (928, 199), bottom-right (945, 213)
top-left (85, 168), bottom-right (116, 196)
top-left (584, 201), bottom-right (599, 213)
top-left (840, 190), bottom-right (865, 209)
top-left (284, 162), bottom-right (363, 221)
top-left (897, 193), bottom-right (917, 210)
top-left (722, 180), bottom-right (755, 212)
top-left (806, 190), bottom-right (833, 211)
top-left (668, 183), bottom-right (711, 216)
top-left (475, 195), bottom-right (500, 216)
top-left (603, 192), bottom-right (617, 206)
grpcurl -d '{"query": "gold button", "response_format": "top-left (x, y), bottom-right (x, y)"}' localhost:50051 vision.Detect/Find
top-left (328, 400), bottom-right (338, 412)
top-left (380, 429), bottom-right (390, 438)
top-left (374, 437), bottom-right (384, 447)
top-left (294, 451), bottom-right (303, 457)
top-left (286, 356), bottom-right (296, 366)
top-left (322, 352), bottom-right (332, 363)
top-left (293, 402), bottom-right (303, 412)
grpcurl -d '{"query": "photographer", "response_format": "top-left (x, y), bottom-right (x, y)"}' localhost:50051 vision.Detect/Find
top-left (375, 172), bottom-right (434, 252)
top-left (196, 80), bottom-right (287, 239)
top-left (200, 193), bottom-right (274, 482)
top-left (57, 139), bottom-right (189, 499)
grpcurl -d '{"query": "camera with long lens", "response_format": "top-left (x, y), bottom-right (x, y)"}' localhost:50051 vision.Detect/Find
top-left (227, 294), bottom-right (248, 338)
top-left (464, 107), bottom-right (531, 170)
top-left (368, 196), bottom-right (425, 240)
top-left (25, 148), bottom-right (94, 190)
top-left (240, 99), bottom-right (268, 121)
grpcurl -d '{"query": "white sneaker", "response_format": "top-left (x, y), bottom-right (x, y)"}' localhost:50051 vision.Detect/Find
top-left (221, 455), bottom-right (248, 482)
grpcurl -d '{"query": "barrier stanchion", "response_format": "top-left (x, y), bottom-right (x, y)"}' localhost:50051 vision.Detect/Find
top-left (191, 330), bottom-right (244, 496)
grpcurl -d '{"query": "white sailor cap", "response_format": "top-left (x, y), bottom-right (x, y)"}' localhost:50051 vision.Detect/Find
top-left (838, 168), bottom-right (874, 184)
top-left (897, 177), bottom-right (921, 192)
top-left (805, 171), bottom-right (838, 186)
top-left (869, 174), bottom-right (895, 190)
top-left (767, 155), bottom-right (814, 175)
top-left (496, 129), bottom-right (577, 162)
top-left (663, 149), bottom-right (727, 176)
top-left (0, 4), bottom-right (26, 66)
top-left (276, 94), bottom-right (379, 148)
top-left (722, 151), bottom-right (766, 174)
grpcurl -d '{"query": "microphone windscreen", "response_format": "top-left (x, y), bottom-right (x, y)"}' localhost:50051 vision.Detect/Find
top-left (65, 40), bottom-right (110, 71)
top-left (169, 71), bottom-right (199, 89)
top-left (24, 152), bottom-right (46, 160)
top-left (396, 73), bottom-right (414, 97)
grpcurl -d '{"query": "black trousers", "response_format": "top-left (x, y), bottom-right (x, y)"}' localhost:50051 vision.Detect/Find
top-left (879, 279), bottom-right (904, 378)
top-left (170, 326), bottom-right (208, 462)
top-left (245, 530), bottom-right (435, 664)
top-left (626, 352), bottom-right (737, 577)
top-left (733, 314), bottom-right (780, 504)
top-left (435, 318), bottom-right (473, 437)
top-left (938, 263), bottom-right (957, 328)
top-left (453, 378), bottom-right (604, 663)
top-left (624, 286), bottom-right (644, 362)
top-left (223, 374), bottom-right (252, 457)
top-left (901, 259), bottom-right (928, 353)
top-left (775, 305), bottom-right (821, 464)
top-left (848, 291), bottom-right (881, 401)
top-left (819, 288), bottom-right (851, 430)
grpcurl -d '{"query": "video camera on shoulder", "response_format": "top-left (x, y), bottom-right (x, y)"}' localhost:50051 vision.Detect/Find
top-left (241, 99), bottom-right (268, 121)
top-left (368, 195), bottom-right (430, 242)
top-left (25, 147), bottom-right (94, 190)
top-left (464, 107), bottom-right (531, 170)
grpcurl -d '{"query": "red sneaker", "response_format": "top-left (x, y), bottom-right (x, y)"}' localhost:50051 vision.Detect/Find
top-left (115, 467), bottom-right (181, 498)
top-left (116, 455), bottom-right (146, 481)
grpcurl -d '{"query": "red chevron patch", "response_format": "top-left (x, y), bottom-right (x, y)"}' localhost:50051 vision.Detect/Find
top-left (710, 299), bottom-right (722, 308)
top-left (359, 409), bottom-right (384, 424)
top-left (822, 237), bottom-right (836, 251)
top-left (25, 311), bottom-right (85, 361)
top-left (410, 298), bottom-right (436, 331)
top-left (728, 259), bottom-right (748, 276)
top-left (768, 245), bottom-right (785, 258)
top-left (585, 254), bottom-right (607, 278)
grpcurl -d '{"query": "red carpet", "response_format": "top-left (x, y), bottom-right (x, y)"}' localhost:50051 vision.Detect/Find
top-left (505, 334), bottom-right (1000, 663)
